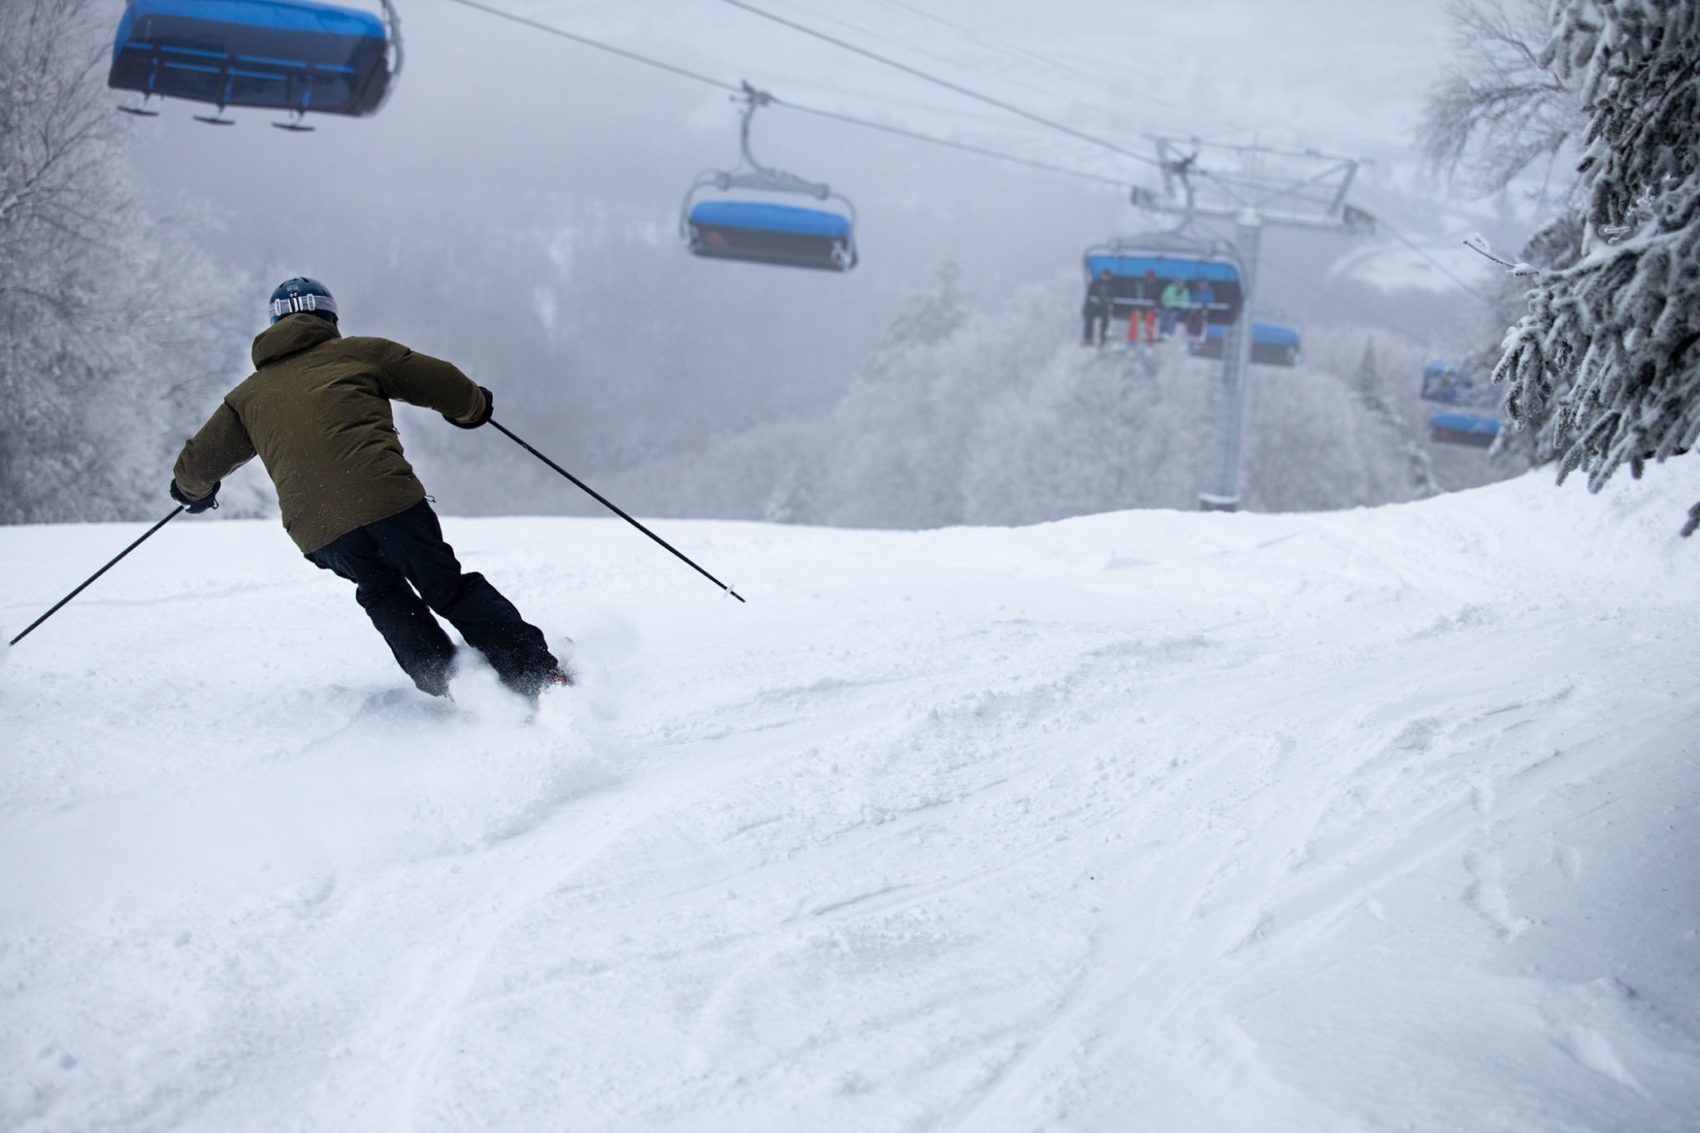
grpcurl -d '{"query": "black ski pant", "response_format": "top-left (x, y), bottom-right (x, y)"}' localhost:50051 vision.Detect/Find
top-left (1083, 306), bottom-right (1109, 344)
top-left (306, 500), bottom-right (558, 698)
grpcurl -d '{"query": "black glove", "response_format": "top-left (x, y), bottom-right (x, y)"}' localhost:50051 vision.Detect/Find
top-left (169, 479), bottom-right (220, 514)
top-left (447, 386), bottom-right (494, 430)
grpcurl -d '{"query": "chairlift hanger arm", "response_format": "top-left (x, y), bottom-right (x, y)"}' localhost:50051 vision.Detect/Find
top-left (378, 0), bottom-right (404, 107)
top-left (735, 81), bottom-right (778, 177)
top-left (691, 83), bottom-right (834, 199)
top-left (701, 168), bottom-right (834, 199)
top-left (679, 83), bottom-right (858, 262)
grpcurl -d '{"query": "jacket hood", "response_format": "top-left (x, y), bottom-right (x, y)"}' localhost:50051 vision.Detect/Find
top-left (252, 314), bottom-right (342, 367)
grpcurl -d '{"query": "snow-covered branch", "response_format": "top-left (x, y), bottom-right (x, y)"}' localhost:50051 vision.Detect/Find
top-left (1495, 0), bottom-right (1700, 534)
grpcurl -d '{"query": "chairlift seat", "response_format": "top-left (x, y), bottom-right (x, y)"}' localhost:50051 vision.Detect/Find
top-left (686, 199), bottom-right (857, 272)
top-left (1428, 409), bottom-right (1501, 447)
top-left (109, 0), bottom-right (392, 118)
top-left (1189, 320), bottom-right (1302, 366)
top-left (1247, 322), bottom-right (1301, 348)
top-left (1083, 249), bottom-right (1245, 325)
top-left (1420, 360), bottom-right (1496, 407)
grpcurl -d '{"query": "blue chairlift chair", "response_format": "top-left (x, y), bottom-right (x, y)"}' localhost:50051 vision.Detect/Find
top-left (1081, 235), bottom-right (1245, 327)
top-left (1421, 361), bottom-right (1502, 446)
top-left (1188, 320), bottom-right (1302, 366)
top-left (682, 84), bottom-right (858, 273)
top-left (108, 0), bottom-right (402, 130)
top-left (1427, 410), bottom-right (1502, 446)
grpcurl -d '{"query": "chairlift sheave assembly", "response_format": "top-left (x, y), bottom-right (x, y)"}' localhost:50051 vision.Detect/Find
top-left (682, 83), bottom-right (859, 273)
top-left (108, 0), bottom-right (404, 130)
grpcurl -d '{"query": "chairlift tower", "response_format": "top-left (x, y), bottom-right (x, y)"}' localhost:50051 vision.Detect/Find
top-left (1132, 138), bottom-right (1373, 512)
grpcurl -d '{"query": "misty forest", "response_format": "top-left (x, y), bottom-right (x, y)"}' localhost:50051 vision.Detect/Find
top-left (12, 0), bottom-right (1693, 531)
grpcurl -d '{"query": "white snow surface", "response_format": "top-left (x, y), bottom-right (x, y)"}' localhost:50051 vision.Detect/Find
top-left (3, 467), bottom-right (1699, 1132)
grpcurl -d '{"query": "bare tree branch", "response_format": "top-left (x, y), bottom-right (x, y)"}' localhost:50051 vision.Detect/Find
top-left (1418, 0), bottom-right (1582, 197)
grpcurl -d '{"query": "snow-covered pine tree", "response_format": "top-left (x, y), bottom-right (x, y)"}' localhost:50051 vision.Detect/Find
top-left (0, 0), bottom-right (243, 524)
top-left (1477, 213), bottom-right (1585, 466)
top-left (866, 261), bottom-right (969, 379)
top-left (1418, 0), bottom-right (1581, 475)
top-left (1495, 0), bottom-right (1700, 534)
top-left (1354, 338), bottom-right (1442, 498)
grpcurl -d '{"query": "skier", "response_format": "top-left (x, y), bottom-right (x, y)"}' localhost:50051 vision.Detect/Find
top-left (1082, 268), bottom-right (1114, 346)
top-left (168, 277), bottom-right (572, 701)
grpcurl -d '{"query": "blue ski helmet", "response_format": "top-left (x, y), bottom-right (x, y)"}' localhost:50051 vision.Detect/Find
top-left (268, 277), bottom-right (338, 325)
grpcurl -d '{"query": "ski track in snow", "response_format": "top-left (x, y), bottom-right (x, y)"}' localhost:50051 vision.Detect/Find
top-left (2, 465), bottom-right (1699, 1131)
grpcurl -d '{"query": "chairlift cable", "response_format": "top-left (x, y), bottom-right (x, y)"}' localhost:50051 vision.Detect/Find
top-left (1258, 259), bottom-right (1442, 345)
top-left (850, 0), bottom-right (1258, 147)
top-left (855, 0), bottom-right (1115, 86)
top-left (445, 0), bottom-right (1469, 303)
top-left (777, 102), bottom-right (1130, 188)
top-left (1193, 169), bottom-right (1255, 210)
top-left (782, 3), bottom-right (1079, 108)
top-left (1176, 161), bottom-right (1493, 305)
top-left (717, 0), bottom-right (1164, 169)
top-left (1181, 174), bottom-right (1348, 213)
top-left (442, 0), bottom-right (741, 93)
top-left (1369, 215), bottom-right (1497, 303)
top-left (1246, 161), bottom-right (1364, 214)
top-left (718, 0), bottom-right (1324, 187)
top-left (1187, 161), bottom-right (1362, 213)
top-left (754, 0), bottom-right (1308, 158)
top-left (442, 0), bottom-right (1140, 190)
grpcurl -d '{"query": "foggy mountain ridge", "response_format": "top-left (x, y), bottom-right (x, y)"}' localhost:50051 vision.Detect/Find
top-left (591, 274), bottom-right (1511, 528)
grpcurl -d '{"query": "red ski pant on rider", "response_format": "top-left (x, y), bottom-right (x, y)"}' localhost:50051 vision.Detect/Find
top-left (1127, 306), bottom-right (1157, 343)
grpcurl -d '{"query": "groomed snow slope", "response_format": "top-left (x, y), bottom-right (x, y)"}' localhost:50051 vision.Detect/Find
top-left (3, 465), bottom-right (1698, 1132)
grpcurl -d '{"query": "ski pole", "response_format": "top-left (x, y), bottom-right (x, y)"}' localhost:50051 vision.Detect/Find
top-left (489, 419), bottom-right (746, 603)
top-left (8, 506), bottom-right (185, 647)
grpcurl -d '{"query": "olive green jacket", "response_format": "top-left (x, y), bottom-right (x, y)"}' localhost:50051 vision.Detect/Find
top-left (173, 315), bottom-right (487, 553)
